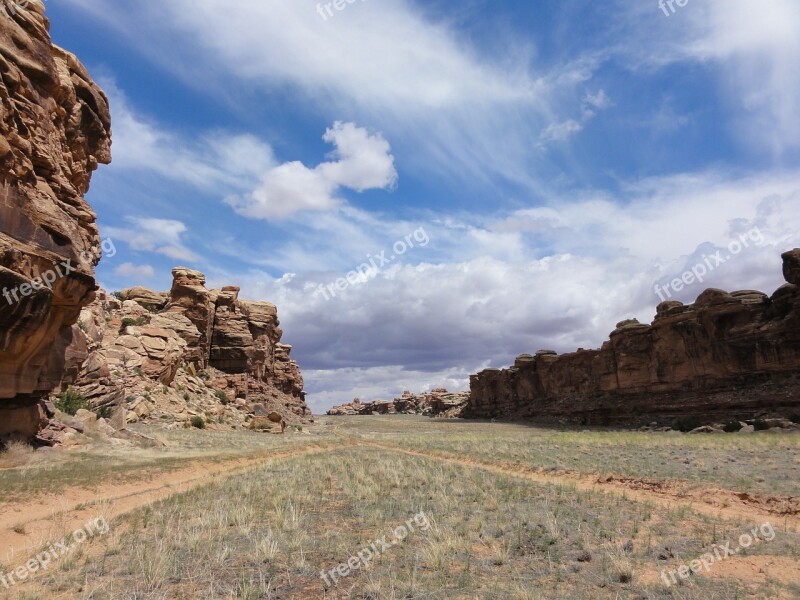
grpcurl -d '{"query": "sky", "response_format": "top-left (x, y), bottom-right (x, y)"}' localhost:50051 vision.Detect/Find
top-left (47, 0), bottom-right (800, 413)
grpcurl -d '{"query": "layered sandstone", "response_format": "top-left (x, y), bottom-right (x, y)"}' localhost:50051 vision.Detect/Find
top-left (328, 389), bottom-right (468, 418)
top-left (468, 250), bottom-right (800, 426)
top-left (52, 268), bottom-right (310, 441)
top-left (0, 2), bottom-right (111, 441)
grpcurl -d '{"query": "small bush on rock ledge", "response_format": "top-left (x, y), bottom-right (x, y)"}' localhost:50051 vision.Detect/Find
top-left (190, 416), bottom-right (206, 429)
top-left (120, 316), bottom-right (148, 330)
top-left (55, 389), bottom-right (90, 416)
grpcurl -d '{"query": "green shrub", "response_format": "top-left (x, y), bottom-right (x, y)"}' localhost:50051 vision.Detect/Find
top-left (111, 291), bottom-right (125, 301)
top-left (214, 389), bottom-right (230, 405)
top-left (120, 317), bottom-right (147, 330)
top-left (55, 389), bottom-right (90, 416)
top-left (788, 413), bottom-right (800, 424)
top-left (190, 416), bottom-right (206, 429)
top-left (753, 419), bottom-right (770, 431)
top-left (96, 405), bottom-right (114, 420)
top-left (723, 421), bottom-right (743, 433)
top-left (183, 392), bottom-right (190, 402)
top-left (672, 416), bottom-right (702, 433)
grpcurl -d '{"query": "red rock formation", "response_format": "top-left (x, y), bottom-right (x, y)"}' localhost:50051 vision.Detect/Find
top-left (468, 250), bottom-right (800, 426)
top-left (0, 4), bottom-right (111, 442)
top-left (328, 389), bottom-right (468, 417)
top-left (56, 268), bottom-right (310, 439)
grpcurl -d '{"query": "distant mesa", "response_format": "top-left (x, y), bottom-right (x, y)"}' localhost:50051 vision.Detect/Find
top-left (328, 389), bottom-right (468, 418)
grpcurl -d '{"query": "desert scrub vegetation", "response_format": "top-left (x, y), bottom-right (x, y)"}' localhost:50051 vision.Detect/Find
top-left (0, 440), bottom-right (37, 469)
top-left (0, 426), bottom-right (329, 504)
top-left (338, 416), bottom-right (800, 496)
top-left (120, 316), bottom-right (148, 330)
top-left (55, 388), bottom-right (91, 416)
top-left (16, 448), bottom-right (799, 599)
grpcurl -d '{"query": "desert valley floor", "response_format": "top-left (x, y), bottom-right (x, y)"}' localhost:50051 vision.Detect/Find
top-left (1, 416), bottom-right (798, 599)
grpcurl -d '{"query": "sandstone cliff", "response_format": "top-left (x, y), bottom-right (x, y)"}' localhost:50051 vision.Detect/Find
top-left (0, 3), bottom-right (111, 442)
top-left (48, 268), bottom-right (310, 442)
top-left (328, 389), bottom-right (468, 418)
top-left (468, 250), bottom-right (800, 426)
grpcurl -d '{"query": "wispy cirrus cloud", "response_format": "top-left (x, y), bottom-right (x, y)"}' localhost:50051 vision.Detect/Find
top-left (105, 217), bottom-right (200, 263)
top-left (613, 0), bottom-right (800, 155)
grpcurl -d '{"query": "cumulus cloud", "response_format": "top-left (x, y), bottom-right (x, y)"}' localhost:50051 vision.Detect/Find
top-left (226, 122), bottom-right (397, 220)
top-left (114, 262), bottom-right (156, 280)
top-left (105, 217), bottom-right (200, 262)
top-left (215, 169), bottom-right (800, 409)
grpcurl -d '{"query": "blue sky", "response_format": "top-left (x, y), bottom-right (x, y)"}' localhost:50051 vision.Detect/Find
top-left (49, 0), bottom-right (800, 412)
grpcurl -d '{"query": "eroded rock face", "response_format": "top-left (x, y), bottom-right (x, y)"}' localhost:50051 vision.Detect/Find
top-left (468, 250), bottom-right (800, 425)
top-left (56, 268), bottom-right (310, 438)
top-left (0, 3), bottom-right (111, 441)
top-left (328, 389), bottom-right (468, 418)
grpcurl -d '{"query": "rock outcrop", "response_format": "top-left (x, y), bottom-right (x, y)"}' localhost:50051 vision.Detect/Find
top-left (328, 389), bottom-right (468, 418)
top-left (51, 268), bottom-right (310, 441)
top-left (0, 3), bottom-right (112, 443)
top-left (468, 250), bottom-right (800, 426)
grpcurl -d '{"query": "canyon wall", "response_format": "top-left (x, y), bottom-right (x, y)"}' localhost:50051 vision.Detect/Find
top-left (0, 3), bottom-right (111, 441)
top-left (468, 250), bottom-right (800, 425)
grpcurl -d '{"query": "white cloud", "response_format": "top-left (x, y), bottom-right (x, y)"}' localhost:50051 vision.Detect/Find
top-left (616, 0), bottom-right (800, 155)
top-left (61, 0), bottom-right (595, 193)
top-left (106, 217), bottom-right (200, 262)
top-left (214, 169), bottom-right (800, 409)
top-left (538, 88), bottom-right (611, 147)
top-left (317, 122), bottom-right (398, 192)
top-left (114, 262), bottom-right (156, 280)
top-left (100, 79), bottom-right (276, 190)
top-left (581, 89), bottom-right (612, 117)
top-left (227, 122), bottom-right (397, 220)
top-left (538, 119), bottom-right (584, 145)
